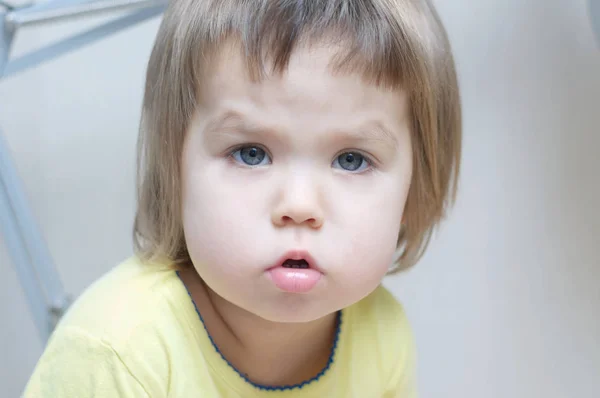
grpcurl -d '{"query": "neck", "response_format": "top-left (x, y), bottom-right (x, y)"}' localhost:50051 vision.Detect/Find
top-left (179, 267), bottom-right (339, 387)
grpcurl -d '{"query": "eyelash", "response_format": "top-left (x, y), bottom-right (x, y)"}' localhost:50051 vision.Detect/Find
top-left (225, 144), bottom-right (377, 174)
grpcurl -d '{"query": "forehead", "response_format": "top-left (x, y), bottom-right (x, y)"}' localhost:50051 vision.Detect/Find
top-left (195, 40), bottom-right (410, 140)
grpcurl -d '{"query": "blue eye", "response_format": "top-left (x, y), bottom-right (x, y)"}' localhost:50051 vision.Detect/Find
top-left (333, 152), bottom-right (370, 172)
top-left (231, 146), bottom-right (271, 166)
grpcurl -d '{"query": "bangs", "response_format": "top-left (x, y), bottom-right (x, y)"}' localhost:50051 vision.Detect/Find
top-left (179, 0), bottom-right (420, 90)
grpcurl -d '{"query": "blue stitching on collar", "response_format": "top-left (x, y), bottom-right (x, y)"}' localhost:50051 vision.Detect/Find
top-left (176, 271), bottom-right (342, 391)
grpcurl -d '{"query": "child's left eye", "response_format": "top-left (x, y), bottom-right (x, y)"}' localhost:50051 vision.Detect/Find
top-left (332, 152), bottom-right (371, 172)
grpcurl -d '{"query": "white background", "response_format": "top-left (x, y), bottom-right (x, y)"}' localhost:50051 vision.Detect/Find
top-left (1, 0), bottom-right (599, 396)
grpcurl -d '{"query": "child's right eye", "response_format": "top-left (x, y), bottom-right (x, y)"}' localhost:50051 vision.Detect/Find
top-left (230, 145), bottom-right (272, 167)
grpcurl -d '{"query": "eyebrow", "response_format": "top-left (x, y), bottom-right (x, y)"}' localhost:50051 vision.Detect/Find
top-left (342, 121), bottom-right (400, 148)
top-left (203, 111), bottom-right (270, 137)
top-left (203, 110), bottom-right (400, 147)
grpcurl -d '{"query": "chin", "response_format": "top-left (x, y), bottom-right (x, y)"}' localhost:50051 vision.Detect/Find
top-left (246, 299), bottom-right (338, 324)
top-left (260, 312), bottom-right (328, 324)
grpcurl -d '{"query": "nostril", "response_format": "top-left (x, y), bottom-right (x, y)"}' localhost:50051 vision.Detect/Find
top-left (273, 212), bottom-right (323, 228)
top-left (281, 215), bottom-right (317, 225)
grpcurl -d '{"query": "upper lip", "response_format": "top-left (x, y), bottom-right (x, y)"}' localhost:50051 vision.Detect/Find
top-left (271, 249), bottom-right (323, 273)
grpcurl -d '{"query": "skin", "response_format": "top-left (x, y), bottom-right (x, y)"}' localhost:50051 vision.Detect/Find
top-left (179, 41), bottom-right (413, 386)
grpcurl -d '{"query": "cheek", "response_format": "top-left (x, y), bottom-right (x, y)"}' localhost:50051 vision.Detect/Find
top-left (181, 161), bottom-right (269, 273)
top-left (329, 176), bottom-right (408, 277)
top-left (348, 208), bottom-right (402, 275)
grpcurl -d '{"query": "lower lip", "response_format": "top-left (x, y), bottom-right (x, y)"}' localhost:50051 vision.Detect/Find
top-left (267, 267), bottom-right (322, 293)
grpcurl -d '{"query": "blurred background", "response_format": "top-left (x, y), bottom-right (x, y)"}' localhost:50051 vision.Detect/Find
top-left (1, 0), bottom-right (599, 396)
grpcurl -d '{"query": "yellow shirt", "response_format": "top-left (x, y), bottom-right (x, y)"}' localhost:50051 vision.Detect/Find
top-left (24, 257), bottom-right (417, 397)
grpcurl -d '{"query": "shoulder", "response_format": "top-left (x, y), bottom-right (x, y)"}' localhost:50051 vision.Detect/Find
top-left (24, 256), bottom-right (184, 396)
top-left (345, 285), bottom-right (417, 397)
top-left (56, 256), bottom-right (179, 342)
top-left (23, 324), bottom-right (152, 397)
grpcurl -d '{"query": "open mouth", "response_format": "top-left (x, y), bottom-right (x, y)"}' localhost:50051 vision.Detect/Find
top-left (282, 259), bottom-right (310, 269)
top-left (268, 250), bottom-right (322, 293)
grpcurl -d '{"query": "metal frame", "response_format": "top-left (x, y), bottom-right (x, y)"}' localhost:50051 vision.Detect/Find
top-left (0, 0), bottom-right (165, 343)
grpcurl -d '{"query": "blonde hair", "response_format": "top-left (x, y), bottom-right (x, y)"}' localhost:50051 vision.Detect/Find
top-left (134, 0), bottom-right (462, 273)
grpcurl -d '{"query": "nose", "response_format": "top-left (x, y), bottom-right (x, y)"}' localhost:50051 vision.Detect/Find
top-left (271, 172), bottom-right (324, 229)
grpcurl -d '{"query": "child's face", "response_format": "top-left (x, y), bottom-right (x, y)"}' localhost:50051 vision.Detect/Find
top-left (181, 42), bottom-right (413, 323)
